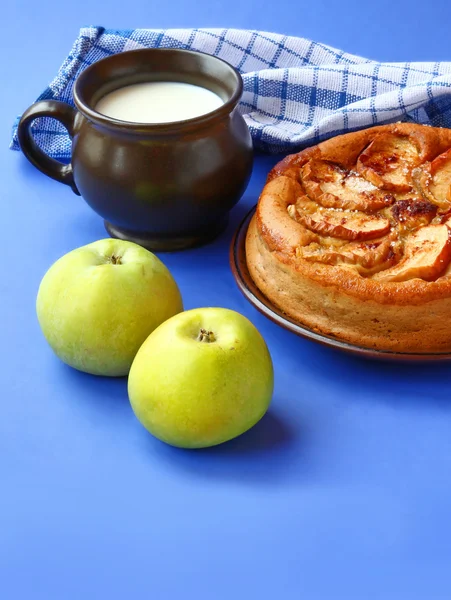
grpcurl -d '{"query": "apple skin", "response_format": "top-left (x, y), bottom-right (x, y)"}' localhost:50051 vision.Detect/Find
top-left (36, 239), bottom-right (183, 376)
top-left (128, 307), bottom-right (274, 449)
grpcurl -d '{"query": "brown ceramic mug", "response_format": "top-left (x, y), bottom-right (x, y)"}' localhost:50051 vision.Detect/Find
top-left (18, 48), bottom-right (253, 251)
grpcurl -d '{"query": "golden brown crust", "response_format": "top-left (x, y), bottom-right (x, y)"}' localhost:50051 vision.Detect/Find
top-left (247, 123), bottom-right (451, 352)
top-left (247, 215), bottom-right (451, 352)
top-left (268, 123), bottom-right (451, 180)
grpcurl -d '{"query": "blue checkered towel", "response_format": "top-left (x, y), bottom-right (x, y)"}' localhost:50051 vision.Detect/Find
top-left (10, 26), bottom-right (451, 157)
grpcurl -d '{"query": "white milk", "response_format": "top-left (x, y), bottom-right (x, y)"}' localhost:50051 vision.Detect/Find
top-left (95, 81), bottom-right (224, 124)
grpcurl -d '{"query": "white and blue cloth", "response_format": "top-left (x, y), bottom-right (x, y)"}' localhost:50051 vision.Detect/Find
top-left (10, 26), bottom-right (451, 158)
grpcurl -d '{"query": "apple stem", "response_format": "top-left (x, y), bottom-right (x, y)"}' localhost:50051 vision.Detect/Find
top-left (197, 328), bottom-right (216, 343)
top-left (108, 255), bottom-right (122, 265)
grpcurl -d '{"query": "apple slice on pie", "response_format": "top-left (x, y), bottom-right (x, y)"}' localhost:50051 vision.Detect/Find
top-left (301, 159), bottom-right (395, 212)
top-left (390, 198), bottom-right (437, 231)
top-left (413, 148), bottom-right (451, 212)
top-left (373, 224), bottom-right (451, 282)
top-left (298, 232), bottom-right (400, 275)
top-left (294, 198), bottom-right (391, 241)
top-left (357, 133), bottom-right (421, 193)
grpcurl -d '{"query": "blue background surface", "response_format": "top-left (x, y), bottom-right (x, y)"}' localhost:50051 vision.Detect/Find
top-left (3, 2), bottom-right (451, 599)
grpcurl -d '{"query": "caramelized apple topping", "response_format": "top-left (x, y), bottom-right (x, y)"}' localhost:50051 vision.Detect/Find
top-left (413, 148), bottom-right (451, 212)
top-left (356, 133), bottom-right (421, 192)
top-left (391, 198), bottom-right (437, 232)
top-left (294, 199), bottom-right (391, 241)
top-left (301, 159), bottom-right (395, 212)
top-left (285, 131), bottom-right (451, 282)
top-left (298, 233), bottom-right (401, 275)
top-left (372, 224), bottom-right (451, 282)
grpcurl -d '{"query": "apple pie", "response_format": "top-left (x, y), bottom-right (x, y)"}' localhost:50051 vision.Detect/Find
top-left (246, 123), bottom-right (451, 352)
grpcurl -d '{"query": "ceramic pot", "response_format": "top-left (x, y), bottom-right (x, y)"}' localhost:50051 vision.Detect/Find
top-left (18, 48), bottom-right (253, 250)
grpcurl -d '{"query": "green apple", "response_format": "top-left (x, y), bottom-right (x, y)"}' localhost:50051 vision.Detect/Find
top-left (36, 239), bottom-right (183, 376)
top-left (128, 307), bottom-right (274, 448)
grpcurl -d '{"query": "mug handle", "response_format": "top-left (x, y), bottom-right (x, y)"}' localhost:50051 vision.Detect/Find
top-left (17, 100), bottom-right (80, 195)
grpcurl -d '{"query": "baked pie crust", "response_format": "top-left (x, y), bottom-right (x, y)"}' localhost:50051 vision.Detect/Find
top-left (246, 123), bottom-right (451, 352)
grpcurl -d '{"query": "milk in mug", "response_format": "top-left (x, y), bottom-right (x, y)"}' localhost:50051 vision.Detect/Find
top-left (95, 81), bottom-right (224, 124)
